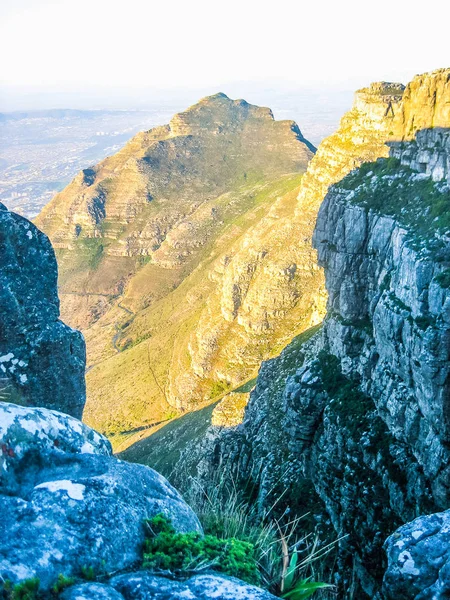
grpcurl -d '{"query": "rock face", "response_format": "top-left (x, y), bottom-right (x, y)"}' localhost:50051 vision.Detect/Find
top-left (0, 402), bottom-right (277, 600)
top-left (174, 69), bottom-right (450, 599)
top-left (0, 402), bottom-right (201, 590)
top-left (390, 126), bottom-right (450, 183)
top-left (0, 203), bottom-right (86, 417)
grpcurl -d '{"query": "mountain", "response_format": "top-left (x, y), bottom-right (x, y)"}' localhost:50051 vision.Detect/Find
top-left (121, 69), bottom-right (450, 598)
top-left (119, 81), bottom-right (409, 459)
top-left (35, 93), bottom-right (316, 442)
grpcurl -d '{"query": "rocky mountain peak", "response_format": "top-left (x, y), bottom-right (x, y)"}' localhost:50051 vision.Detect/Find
top-left (168, 92), bottom-right (275, 135)
top-left (398, 67), bottom-right (450, 137)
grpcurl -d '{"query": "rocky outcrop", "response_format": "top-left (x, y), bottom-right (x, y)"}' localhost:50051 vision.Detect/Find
top-left (0, 402), bottom-right (201, 590)
top-left (0, 203), bottom-right (85, 417)
top-left (390, 126), bottom-right (450, 183)
top-left (175, 69), bottom-right (450, 599)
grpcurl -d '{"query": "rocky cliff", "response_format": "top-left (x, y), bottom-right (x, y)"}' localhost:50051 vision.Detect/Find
top-left (149, 69), bottom-right (450, 598)
top-left (164, 81), bottom-right (413, 412)
top-left (0, 203), bottom-right (85, 417)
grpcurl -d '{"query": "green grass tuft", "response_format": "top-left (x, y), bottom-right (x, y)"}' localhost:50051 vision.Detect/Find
top-left (143, 513), bottom-right (260, 584)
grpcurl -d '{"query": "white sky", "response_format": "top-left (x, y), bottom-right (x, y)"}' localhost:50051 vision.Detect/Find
top-left (1, 0), bottom-right (449, 99)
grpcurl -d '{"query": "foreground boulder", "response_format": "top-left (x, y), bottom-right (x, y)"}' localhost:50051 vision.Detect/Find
top-left (384, 510), bottom-right (450, 599)
top-left (62, 573), bottom-right (278, 600)
top-left (0, 403), bottom-right (277, 599)
top-left (0, 402), bottom-right (201, 590)
top-left (0, 204), bottom-right (85, 417)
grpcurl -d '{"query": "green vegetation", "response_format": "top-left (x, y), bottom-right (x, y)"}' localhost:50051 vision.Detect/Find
top-left (76, 237), bottom-right (105, 270)
top-left (317, 350), bottom-right (408, 487)
top-left (333, 314), bottom-right (372, 335)
top-left (0, 566), bottom-right (102, 599)
top-left (143, 514), bottom-right (260, 584)
top-left (340, 157), bottom-right (450, 260)
top-left (282, 580), bottom-right (334, 599)
top-left (178, 469), bottom-right (336, 597)
top-left (275, 324), bottom-right (322, 378)
top-left (317, 351), bottom-right (373, 428)
top-left (208, 380), bottom-right (230, 400)
top-left (436, 269), bottom-right (450, 288)
top-left (51, 575), bottom-right (76, 595)
top-left (0, 575), bottom-right (74, 600)
top-left (415, 315), bottom-right (436, 331)
top-left (80, 566), bottom-right (96, 581)
top-left (1, 578), bottom-right (40, 600)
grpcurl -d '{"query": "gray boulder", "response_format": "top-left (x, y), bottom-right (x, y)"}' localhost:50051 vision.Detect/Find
top-left (0, 203), bottom-right (85, 417)
top-left (384, 510), bottom-right (450, 599)
top-left (110, 571), bottom-right (279, 599)
top-left (61, 583), bottom-right (125, 600)
top-left (0, 403), bottom-right (201, 590)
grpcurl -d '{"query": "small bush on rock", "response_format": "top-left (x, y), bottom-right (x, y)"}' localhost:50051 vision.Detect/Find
top-left (51, 575), bottom-right (76, 595)
top-left (436, 269), bottom-right (450, 288)
top-left (1, 578), bottom-right (40, 600)
top-left (143, 513), bottom-right (260, 584)
top-left (1, 574), bottom-right (76, 599)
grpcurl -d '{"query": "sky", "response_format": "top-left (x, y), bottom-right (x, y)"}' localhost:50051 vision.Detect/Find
top-left (1, 0), bottom-right (449, 110)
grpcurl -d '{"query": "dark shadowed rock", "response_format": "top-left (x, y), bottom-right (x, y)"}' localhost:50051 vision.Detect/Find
top-left (0, 203), bottom-right (85, 417)
top-left (0, 403), bottom-right (201, 590)
top-left (384, 510), bottom-right (450, 599)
